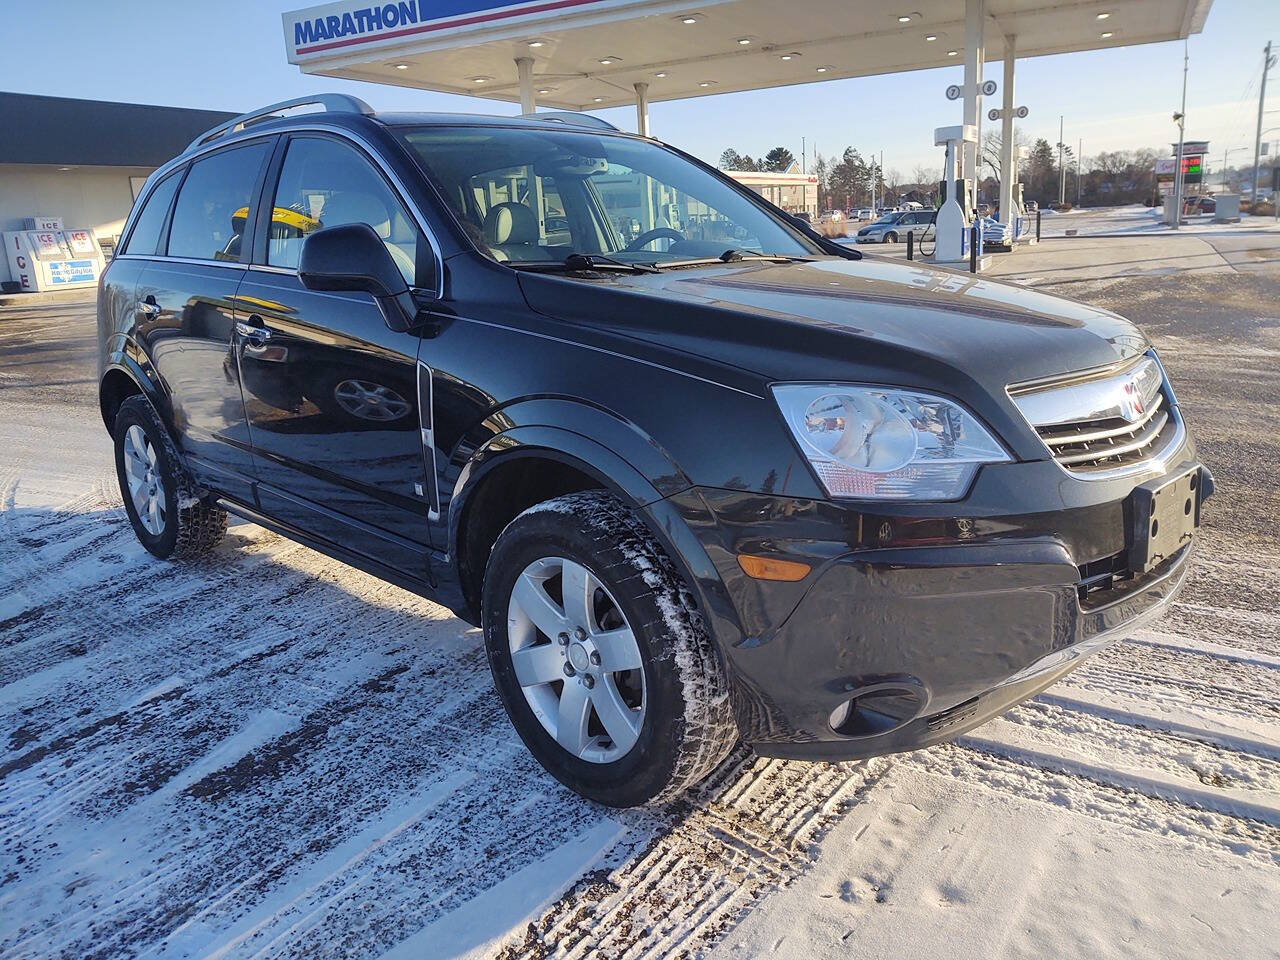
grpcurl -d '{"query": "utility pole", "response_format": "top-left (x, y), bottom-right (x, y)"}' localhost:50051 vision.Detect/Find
top-left (801, 136), bottom-right (806, 173)
top-left (1077, 138), bottom-right (1083, 205)
top-left (1058, 115), bottom-right (1065, 206)
top-left (1252, 41), bottom-right (1274, 206)
top-left (1173, 40), bottom-right (1188, 230)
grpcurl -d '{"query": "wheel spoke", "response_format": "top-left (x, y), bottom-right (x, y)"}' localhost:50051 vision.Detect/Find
top-left (148, 496), bottom-right (163, 533)
top-left (124, 452), bottom-right (146, 486)
top-left (559, 559), bottom-right (595, 631)
top-left (590, 677), bottom-right (640, 754)
top-left (555, 680), bottom-right (592, 756)
top-left (511, 571), bottom-right (569, 640)
top-left (593, 626), bottom-right (642, 672)
top-left (511, 642), bottom-right (563, 688)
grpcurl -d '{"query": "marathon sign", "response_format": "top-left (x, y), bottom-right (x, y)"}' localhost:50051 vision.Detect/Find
top-left (284, 0), bottom-right (610, 61)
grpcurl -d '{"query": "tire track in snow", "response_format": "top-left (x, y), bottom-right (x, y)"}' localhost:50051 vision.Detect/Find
top-left (494, 756), bottom-right (892, 960)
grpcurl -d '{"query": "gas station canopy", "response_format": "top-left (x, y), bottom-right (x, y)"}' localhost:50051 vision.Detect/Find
top-left (283, 0), bottom-right (1212, 112)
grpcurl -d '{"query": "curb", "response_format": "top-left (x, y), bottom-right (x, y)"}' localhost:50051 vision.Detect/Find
top-left (0, 289), bottom-right (98, 307)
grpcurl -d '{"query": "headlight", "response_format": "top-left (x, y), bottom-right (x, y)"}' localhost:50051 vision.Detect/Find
top-left (772, 384), bottom-right (1010, 500)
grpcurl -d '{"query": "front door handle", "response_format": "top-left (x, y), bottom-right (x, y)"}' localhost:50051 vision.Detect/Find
top-left (235, 316), bottom-right (271, 343)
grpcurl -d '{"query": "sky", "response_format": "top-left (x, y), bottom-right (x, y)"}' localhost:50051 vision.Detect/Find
top-left (0, 0), bottom-right (1275, 178)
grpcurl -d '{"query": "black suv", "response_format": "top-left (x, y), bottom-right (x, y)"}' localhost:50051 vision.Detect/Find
top-left (98, 95), bottom-right (1211, 807)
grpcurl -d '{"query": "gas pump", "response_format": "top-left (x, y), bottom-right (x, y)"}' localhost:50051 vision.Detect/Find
top-left (929, 125), bottom-right (976, 264)
top-left (3, 216), bottom-right (105, 293)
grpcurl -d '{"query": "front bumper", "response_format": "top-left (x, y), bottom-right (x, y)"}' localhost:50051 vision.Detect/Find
top-left (658, 441), bottom-right (1209, 760)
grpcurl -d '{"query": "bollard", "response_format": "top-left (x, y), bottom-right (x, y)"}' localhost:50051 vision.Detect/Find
top-left (970, 223), bottom-right (979, 273)
top-left (906, 230), bottom-right (914, 261)
top-left (1036, 209), bottom-right (1042, 241)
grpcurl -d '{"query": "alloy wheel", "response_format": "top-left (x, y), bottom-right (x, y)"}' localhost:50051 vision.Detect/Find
top-left (122, 424), bottom-right (167, 536)
top-left (333, 379), bottom-right (411, 421)
top-left (507, 556), bottom-right (646, 763)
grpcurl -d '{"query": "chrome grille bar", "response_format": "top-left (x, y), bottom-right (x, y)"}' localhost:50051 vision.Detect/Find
top-left (1009, 352), bottom-right (1182, 478)
top-left (1053, 409), bottom-right (1170, 466)
top-left (1039, 393), bottom-right (1165, 447)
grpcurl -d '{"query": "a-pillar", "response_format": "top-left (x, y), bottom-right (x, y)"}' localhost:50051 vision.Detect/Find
top-left (634, 81), bottom-right (650, 137)
top-left (998, 34), bottom-right (1016, 227)
top-left (962, 0), bottom-right (986, 214)
top-left (516, 56), bottom-right (536, 114)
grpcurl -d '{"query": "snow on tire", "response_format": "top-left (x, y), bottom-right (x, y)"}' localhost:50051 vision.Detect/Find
top-left (482, 490), bottom-right (738, 807)
top-left (113, 395), bottom-right (227, 561)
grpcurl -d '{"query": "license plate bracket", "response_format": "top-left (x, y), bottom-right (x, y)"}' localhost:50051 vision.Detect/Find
top-left (1128, 467), bottom-right (1201, 573)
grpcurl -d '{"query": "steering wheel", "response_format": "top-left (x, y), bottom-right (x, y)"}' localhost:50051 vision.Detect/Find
top-left (625, 227), bottom-right (685, 252)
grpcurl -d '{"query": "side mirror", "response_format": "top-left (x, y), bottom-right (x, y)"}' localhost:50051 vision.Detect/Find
top-left (298, 222), bottom-right (418, 332)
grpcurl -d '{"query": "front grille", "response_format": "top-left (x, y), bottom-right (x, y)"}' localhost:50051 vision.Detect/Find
top-left (1037, 392), bottom-right (1173, 473)
top-left (1010, 353), bottom-right (1181, 477)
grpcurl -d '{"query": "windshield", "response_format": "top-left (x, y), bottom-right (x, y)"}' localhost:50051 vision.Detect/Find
top-left (873, 212), bottom-right (901, 225)
top-left (397, 125), bottom-right (821, 265)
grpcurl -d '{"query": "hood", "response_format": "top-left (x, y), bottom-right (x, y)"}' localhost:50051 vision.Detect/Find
top-left (517, 256), bottom-right (1147, 397)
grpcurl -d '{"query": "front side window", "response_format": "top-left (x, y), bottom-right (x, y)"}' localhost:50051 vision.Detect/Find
top-left (399, 126), bottom-right (820, 265)
top-left (122, 171), bottom-right (181, 256)
top-left (166, 142), bottom-right (270, 262)
top-left (267, 137), bottom-right (420, 285)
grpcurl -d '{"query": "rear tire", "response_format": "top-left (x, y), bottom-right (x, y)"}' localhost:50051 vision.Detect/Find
top-left (113, 395), bottom-right (227, 560)
top-left (483, 491), bottom-right (737, 807)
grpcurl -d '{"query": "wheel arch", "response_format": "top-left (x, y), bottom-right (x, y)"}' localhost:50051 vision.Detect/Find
top-left (448, 425), bottom-right (667, 622)
top-left (99, 358), bottom-right (165, 433)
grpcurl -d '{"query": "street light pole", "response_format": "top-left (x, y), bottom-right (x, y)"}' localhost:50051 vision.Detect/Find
top-left (1172, 40), bottom-right (1188, 230)
top-left (1252, 41), bottom-right (1275, 207)
top-left (1077, 138), bottom-right (1082, 205)
top-left (1057, 115), bottom-right (1065, 206)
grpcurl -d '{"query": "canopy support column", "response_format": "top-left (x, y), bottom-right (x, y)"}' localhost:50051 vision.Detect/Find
top-left (516, 57), bottom-right (536, 114)
top-left (999, 35), bottom-right (1017, 227)
top-left (634, 81), bottom-right (650, 137)
top-left (962, 0), bottom-right (986, 214)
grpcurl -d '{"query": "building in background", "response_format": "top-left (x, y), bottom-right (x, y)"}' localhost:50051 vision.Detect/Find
top-left (0, 93), bottom-right (236, 284)
top-left (722, 169), bottom-right (819, 219)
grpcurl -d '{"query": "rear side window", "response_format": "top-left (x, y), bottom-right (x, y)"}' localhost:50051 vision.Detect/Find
top-left (166, 142), bottom-right (271, 262)
top-left (121, 172), bottom-right (180, 256)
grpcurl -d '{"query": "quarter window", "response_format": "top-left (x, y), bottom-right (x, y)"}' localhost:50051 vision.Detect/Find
top-left (166, 142), bottom-right (271, 262)
top-left (121, 171), bottom-right (180, 256)
top-left (267, 137), bottom-right (421, 285)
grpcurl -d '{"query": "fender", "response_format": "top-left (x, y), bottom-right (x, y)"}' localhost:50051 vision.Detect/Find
top-left (447, 423), bottom-right (665, 558)
top-left (446, 421), bottom-right (750, 659)
top-left (98, 349), bottom-right (169, 434)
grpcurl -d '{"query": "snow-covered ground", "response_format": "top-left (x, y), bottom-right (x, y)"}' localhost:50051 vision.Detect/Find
top-left (1037, 203), bottom-right (1280, 238)
top-left (2, 272), bottom-right (1279, 959)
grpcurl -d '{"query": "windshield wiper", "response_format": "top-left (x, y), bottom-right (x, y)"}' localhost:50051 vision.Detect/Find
top-left (564, 253), bottom-right (660, 274)
top-left (718, 249), bottom-right (813, 263)
top-left (507, 254), bottom-right (661, 274)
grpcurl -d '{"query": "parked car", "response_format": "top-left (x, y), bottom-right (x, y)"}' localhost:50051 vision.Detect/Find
top-left (849, 207), bottom-right (874, 221)
top-left (99, 95), bottom-right (1211, 807)
top-left (854, 209), bottom-right (936, 243)
top-left (1184, 196), bottom-right (1216, 215)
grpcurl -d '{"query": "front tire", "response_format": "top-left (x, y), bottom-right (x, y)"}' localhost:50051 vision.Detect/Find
top-left (113, 395), bottom-right (227, 560)
top-left (482, 491), bottom-right (737, 807)
top-left (884, 231), bottom-right (898, 243)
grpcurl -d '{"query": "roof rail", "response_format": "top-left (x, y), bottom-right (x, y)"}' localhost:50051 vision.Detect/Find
top-left (520, 111), bottom-right (620, 132)
top-left (184, 94), bottom-right (375, 153)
